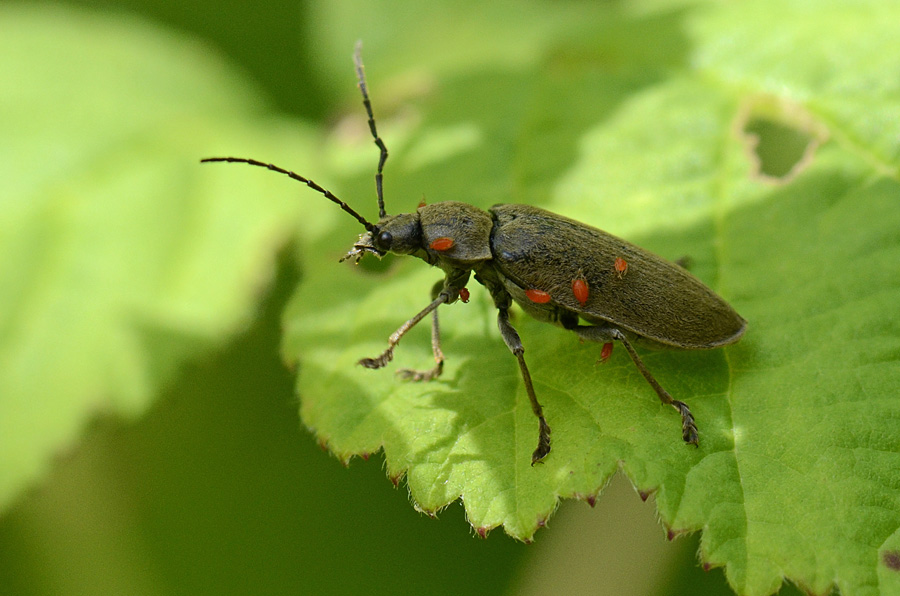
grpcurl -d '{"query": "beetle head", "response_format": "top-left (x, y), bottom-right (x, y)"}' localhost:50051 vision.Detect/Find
top-left (340, 212), bottom-right (421, 263)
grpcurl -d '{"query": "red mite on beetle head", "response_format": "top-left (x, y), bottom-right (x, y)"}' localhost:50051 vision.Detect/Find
top-left (201, 43), bottom-right (746, 465)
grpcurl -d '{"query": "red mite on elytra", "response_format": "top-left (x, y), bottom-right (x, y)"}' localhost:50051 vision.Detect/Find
top-left (614, 256), bottom-right (629, 279)
top-left (201, 44), bottom-right (746, 465)
top-left (571, 277), bottom-right (590, 306)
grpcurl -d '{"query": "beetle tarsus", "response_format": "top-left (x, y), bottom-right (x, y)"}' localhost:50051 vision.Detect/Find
top-left (673, 400), bottom-right (699, 446)
top-left (396, 360), bottom-right (443, 382)
top-left (531, 417), bottom-right (552, 465)
top-left (359, 349), bottom-right (394, 369)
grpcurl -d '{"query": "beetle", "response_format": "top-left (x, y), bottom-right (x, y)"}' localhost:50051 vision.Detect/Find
top-left (202, 44), bottom-right (747, 465)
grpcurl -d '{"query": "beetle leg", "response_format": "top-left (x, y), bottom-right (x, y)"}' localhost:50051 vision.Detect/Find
top-left (497, 307), bottom-right (552, 465)
top-left (363, 271), bottom-right (469, 374)
top-left (612, 330), bottom-right (699, 446)
top-left (358, 293), bottom-right (449, 370)
top-left (397, 280), bottom-right (445, 382)
top-left (572, 325), bottom-right (699, 446)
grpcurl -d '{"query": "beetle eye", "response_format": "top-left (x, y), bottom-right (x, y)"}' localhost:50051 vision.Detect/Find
top-left (378, 231), bottom-right (393, 249)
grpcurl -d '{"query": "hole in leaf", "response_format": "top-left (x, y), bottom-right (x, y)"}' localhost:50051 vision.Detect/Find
top-left (743, 118), bottom-right (812, 178)
top-left (738, 97), bottom-right (828, 184)
top-left (883, 550), bottom-right (900, 571)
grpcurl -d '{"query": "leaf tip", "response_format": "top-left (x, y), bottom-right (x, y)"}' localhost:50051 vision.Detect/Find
top-left (388, 472), bottom-right (404, 488)
top-left (412, 501), bottom-right (440, 518)
top-left (666, 527), bottom-right (689, 541)
top-left (573, 491), bottom-right (598, 508)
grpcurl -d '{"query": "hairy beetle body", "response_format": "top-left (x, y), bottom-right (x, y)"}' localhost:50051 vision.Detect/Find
top-left (488, 204), bottom-right (746, 349)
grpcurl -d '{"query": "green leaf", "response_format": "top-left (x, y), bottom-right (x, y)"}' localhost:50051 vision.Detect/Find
top-left (0, 5), bottom-right (305, 512)
top-left (283, 1), bottom-right (900, 595)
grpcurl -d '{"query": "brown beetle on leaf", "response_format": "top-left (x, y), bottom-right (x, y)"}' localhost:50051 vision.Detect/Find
top-left (202, 44), bottom-right (746, 465)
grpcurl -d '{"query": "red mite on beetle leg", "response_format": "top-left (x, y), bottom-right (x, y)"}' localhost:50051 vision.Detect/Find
top-left (599, 342), bottom-right (614, 363)
top-left (201, 43), bottom-right (747, 465)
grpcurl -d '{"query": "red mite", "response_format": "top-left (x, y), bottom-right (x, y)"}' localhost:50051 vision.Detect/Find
top-left (599, 342), bottom-right (613, 362)
top-left (572, 278), bottom-right (589, 306)
top-left (525, 289), bottom-right (552, 303)
top-left (429, 237), bottom-right (455, 251)
top-left (614, 257), bottom-right (628, 278)
top-left (459, 288), bottom-right (470, 303)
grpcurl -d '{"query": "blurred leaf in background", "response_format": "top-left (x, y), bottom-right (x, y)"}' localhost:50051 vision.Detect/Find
top-left (1, 1), bottom-right (898, 596)
top-left (0, 1), bottom-right (307, 519)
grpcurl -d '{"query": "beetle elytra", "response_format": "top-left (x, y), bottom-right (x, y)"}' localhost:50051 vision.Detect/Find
top-left (202, 44), bottom-right (747, 465)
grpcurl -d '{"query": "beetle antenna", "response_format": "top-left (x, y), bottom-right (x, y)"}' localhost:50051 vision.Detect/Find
top-left (200, 157), bottom-right (375, 231)
top-left (354, 41), bottom-right (388, 219)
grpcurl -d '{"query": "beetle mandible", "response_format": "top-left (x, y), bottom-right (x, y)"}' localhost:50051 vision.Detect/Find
top-left (202, 44), bottom-right (747, 465)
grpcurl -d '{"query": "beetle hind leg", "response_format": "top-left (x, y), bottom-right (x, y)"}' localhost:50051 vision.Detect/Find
top-left (572, 325), bottom-right (699, 446)
top-left (613, 330), bottom-right (699, 446)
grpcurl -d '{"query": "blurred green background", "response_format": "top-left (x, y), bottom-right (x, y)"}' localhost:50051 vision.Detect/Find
top-left (0, 1), bottom-right (813, 594)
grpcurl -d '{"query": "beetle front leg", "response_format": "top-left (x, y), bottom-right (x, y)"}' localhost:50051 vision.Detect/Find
top-left (497, 307), bottom-right (551, 465)
top-left (396, 280), bottom-right (445, 382)
top-left (572, 325), bottom-right (699, 446)
top-left (361, 271), bottom-right (469, 375)
top-left (358, 293), bottom-right (449, 370)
